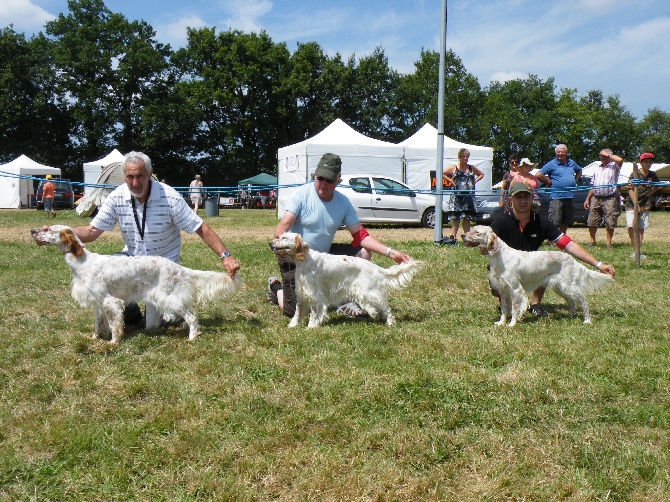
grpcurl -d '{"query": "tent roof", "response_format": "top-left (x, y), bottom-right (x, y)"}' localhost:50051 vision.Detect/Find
top-left (279, 118), bottom-right (403, 153)
top-left (399, 123), bottom-right (492, 152)
top-left (0, 154), bottom-right (61, 175)
top-left (238, 172), bottom-right (278, 186)
top-left (83, 149), bottom-right (124, 168)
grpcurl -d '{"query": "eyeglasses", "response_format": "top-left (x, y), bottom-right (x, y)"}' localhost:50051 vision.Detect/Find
top-left (316, 176), bottom-right (336, 184)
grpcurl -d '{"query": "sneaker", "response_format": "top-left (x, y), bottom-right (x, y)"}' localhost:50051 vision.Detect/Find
top-left (529, 304), bottom-right (548, 317)
top-left (630, 253), bottom-right (646, 259)
top-left (336, 301), bottom-right (368, 318)
top-left (267, 276), bottom-right (280, 305)
top-left (441, 236), bottom-right (457, 246)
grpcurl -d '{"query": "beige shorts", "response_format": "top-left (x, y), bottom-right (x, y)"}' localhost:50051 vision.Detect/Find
top-left (626, 209), bottom-right (649, 229)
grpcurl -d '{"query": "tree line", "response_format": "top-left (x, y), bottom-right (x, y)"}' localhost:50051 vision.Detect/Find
top-left (1, 0), bottom-right (669, 187)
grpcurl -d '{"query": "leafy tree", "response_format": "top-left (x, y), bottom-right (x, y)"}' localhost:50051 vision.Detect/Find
top-left (638, 108), bottom-right (670, 161)
top-left (0, 27), bottom-right (71, 168)
top-left (172, 28), bottom-right (292, 183)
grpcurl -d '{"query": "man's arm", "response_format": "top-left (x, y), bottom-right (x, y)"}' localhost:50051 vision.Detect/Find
top-left (274, 210), bottom-right (296, 239)
top-left (195, 222), bottom-right (240, 277)
top-left (584, 189), bottom-right (594, 210)
top-left (347, 222), bottom-right (410, 264)
top-left (72, 225), bottom-right (105, 243)
top-left (535, 172), bottom-right (551, 186)
top-left (564, 240), bottom-right (615, 277)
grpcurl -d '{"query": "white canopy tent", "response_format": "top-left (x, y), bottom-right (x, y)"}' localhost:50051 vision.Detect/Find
top-left (82, 149), bottom-right (125, 197)
top-left (0, 155), bottom-right (61, 208)
top-left (400, 123), bottom-right (493, 193)
top-left (277, 119), bottom-right (404, 216)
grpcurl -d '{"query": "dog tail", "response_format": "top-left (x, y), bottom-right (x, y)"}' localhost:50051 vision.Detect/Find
top-left (191, 271), bottom-right (243, 304)
top-left (384, 260), bottom-right (424, 289)
top-left (579, 264), bottom-right (614, 294)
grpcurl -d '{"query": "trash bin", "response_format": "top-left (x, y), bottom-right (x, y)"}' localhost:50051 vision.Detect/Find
top-left (205, 196), bottom-right (219, 217)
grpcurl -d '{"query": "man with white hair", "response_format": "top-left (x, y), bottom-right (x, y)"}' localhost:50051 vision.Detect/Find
top-left (73, 151), bottom-right (239, 329)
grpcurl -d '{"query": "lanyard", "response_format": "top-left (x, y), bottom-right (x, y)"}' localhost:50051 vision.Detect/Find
top-left (130, 181), bottom-right (150, 240)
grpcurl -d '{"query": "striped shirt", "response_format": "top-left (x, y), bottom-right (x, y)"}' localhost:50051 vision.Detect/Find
top-left (589, 161), bottom-right (620, 197)
top-left (91, 182), bottom-right (202, 263)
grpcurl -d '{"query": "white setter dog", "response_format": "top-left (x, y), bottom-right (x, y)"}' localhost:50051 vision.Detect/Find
top-left (269, 232), bottom-right (422, 328)
top-left (31, 225), bottom-right (241, 344)
top-left (462, 225), bottom-right (613, 326)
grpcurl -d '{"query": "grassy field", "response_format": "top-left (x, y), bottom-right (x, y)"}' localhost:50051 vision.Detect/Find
top-left (1, 207), bottom-right (670, 500)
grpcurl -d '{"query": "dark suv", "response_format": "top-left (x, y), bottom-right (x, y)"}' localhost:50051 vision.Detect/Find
top-left (36, 179), bottom-right (75, 210)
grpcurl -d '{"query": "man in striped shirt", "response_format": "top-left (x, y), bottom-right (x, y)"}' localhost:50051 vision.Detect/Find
top-left (583, 149), bottom-right (623, 249)
top-left (73, 151), bottom-right (240, 329)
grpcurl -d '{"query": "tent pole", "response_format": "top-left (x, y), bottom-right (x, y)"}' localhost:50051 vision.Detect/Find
top-left (433, 0), bottom-right (448, 245)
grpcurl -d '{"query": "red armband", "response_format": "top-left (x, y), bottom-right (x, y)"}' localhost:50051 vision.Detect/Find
top-left (351, 226), bottom-right (370, 247)
top-left (555, 233), bottom-right (572, 250)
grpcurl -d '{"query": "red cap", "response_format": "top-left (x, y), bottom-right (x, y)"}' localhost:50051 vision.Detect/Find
top-left (639, 152), bottom-right (655, 161)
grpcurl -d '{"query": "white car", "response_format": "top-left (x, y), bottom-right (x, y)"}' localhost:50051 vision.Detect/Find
top-left (337, 174), bottom-right (442, 228)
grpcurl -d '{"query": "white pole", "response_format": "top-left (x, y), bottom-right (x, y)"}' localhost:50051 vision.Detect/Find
top-left (433, 0), bottom-right (448, 245)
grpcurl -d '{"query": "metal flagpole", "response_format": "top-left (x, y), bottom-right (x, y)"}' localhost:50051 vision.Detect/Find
top-left (433, 0), bottom-right (448, 245)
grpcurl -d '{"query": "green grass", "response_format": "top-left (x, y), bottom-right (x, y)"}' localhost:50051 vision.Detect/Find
top-left (2, 208), bottom-right (670, 500)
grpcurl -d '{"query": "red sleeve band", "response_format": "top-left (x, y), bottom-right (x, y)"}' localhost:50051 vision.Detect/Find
top-left (351, 226), bottom-right (370, 247)
top-left (555, 233), bottom-right (572, 250)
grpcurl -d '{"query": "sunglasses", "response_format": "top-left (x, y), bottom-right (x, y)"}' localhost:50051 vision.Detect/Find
top-left (315, 176), bottom-right (336, 184)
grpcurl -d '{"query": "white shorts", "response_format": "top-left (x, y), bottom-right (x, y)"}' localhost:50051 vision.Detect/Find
top-left (626, 209), bottom-right (649, 229)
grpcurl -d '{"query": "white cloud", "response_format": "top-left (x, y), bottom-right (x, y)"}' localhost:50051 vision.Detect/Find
top-left (219, 0), bottom-right (272, 33)
top-left (0, 0), bottom-right (55, 33)
top-left (156, 15), bottom-right (208, 48)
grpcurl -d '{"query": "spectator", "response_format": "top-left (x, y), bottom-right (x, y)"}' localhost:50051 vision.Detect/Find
top-left (536, 144), bottom-right (582, 234)
top-left (511, 158), bottom-right (541, 210)
top-left (73, 152), bottom-right (239, 329)
top-left (267, 153), bottom-right (411, 319)
top-left (584, 149), bottom-right (623, 249)
top-left (189, 175), bottom-right (204, 213)
top-left (240, 188), bottom-right (248, 209)
top-left (625, 152), bottom-right (660, 258)
top-left (490, 182), bottom-right (615, 317)
top-left (42, 175), bottom-right (56, 218)
top-left (441, 148), bottom-right (485, 245)
top-left (499, 153), bottom-right (519, 212)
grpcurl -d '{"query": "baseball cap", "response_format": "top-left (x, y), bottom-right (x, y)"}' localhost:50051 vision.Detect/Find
top-left (314, 153), bottom-right (342, 180)
top-left (639, 152), bottom-right (655, 161)
top-left (509, 181), bottom-right (533, 196)
top-left (45, 175), bottom-right (52, 179)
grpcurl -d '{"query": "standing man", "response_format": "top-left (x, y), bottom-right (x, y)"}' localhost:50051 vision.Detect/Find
top-left (584, 149), bottom-right (623, 249)
top-left (73, 152), bottom-right (239, 329)
top-left (536, 144), bottom-right (582, 234)
top-left (490, 182), bottom-right (614, 318)
top-left (267, 153), bottom-right (412, 319)
top-left (42, 175), bottom-right (56, 218)
top-left (625, 152), bottom-right (660, 258)
top-left (189, 174), bottom-right (204, 213)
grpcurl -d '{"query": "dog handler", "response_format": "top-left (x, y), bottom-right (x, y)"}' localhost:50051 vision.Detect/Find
top-left (489, 182), bottom-right (615, 317)
top-left (267, 152), bottom-right (412, 318)
top-left (70, 151), bottom-right (239, 329)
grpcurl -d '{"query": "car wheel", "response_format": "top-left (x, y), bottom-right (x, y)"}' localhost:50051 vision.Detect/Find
top-left (421, 207), bottom-right (435, 228)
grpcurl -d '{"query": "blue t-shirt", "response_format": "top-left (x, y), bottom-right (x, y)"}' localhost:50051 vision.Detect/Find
top-left (538, 158), bottom-right (582, 199)
top-left (284, 183), bottom-right (360, 252)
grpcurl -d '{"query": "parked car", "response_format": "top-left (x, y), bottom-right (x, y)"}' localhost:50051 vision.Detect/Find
top-left (337, 174), bottom-right (443, 228)
top-left (473, 176), bottom-right (592, 225)
top-left (35, 178), bottom-right (75, 210)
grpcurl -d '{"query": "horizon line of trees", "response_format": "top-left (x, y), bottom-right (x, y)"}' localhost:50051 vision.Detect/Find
top-left (2, 0), bottom-right (669, 187)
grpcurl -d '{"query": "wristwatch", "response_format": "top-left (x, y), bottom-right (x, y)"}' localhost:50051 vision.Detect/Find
top-left (219, 251), bottom-right (231, 259)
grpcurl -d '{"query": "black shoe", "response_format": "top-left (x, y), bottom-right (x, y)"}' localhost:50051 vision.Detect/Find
top-left (529, 304), bottom-right (548, 317)
top-left (441, 236), bottom-right (457, 246)
top-left (124, 303), bottom-right (144, 326)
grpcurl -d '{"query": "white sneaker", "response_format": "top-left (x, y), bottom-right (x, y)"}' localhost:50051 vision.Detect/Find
top-left (630, 253), bottom-right (646, 259)
top-left (336, 301), bottom-right (368, 318)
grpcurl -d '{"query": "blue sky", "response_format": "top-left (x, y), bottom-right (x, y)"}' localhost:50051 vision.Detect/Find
top-left (3, 0), bottom-right (669, 121)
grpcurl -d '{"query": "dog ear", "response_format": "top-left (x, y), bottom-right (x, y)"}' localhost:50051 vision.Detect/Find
top-left (487, 232), bottom-right (499, 255)
top-left (293, 234), bottom-right (308, 261)
top-left (61, 229), bottom-right (84, 258)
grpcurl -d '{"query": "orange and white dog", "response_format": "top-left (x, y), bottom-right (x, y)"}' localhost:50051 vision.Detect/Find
top-left (31, 225), bottom-right (241, 344)
top-left (269, 232), bottom-right (422, 328)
